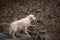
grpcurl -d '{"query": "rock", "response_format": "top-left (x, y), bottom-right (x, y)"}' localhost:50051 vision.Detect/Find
top-left (0, 33), bottom-right (33, 40)
top-left (0, 33), bottom-right (9, 40)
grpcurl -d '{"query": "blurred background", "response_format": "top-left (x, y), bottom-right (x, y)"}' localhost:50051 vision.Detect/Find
top-left (0, 0), bottom-right (60, 40)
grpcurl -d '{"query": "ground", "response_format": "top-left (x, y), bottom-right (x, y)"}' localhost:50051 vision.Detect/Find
top-left (0, 0), bottom-right (60, 40)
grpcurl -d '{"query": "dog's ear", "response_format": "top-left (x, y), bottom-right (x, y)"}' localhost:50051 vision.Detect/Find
top-left (29, 16), bottom-right (34, 21)
top-left (29, 16), bottom-right (33, 20)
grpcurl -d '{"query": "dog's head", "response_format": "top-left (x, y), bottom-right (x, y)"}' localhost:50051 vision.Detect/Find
top-left (27, 14), bottom-right (36, 21)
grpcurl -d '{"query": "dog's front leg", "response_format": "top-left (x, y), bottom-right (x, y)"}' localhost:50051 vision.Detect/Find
top-left (25, 27), bottom-right (28, 34)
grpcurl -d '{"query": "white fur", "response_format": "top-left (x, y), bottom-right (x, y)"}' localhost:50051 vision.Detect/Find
top-left (9, 14), bottom-right (36, 38)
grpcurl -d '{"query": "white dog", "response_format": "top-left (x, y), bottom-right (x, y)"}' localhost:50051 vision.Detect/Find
top-left (9, 14), bottom-right (36, 38)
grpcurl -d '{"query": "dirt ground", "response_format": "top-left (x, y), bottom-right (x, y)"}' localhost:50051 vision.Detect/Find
top-left (0, 0), bottom-right (60, 40)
